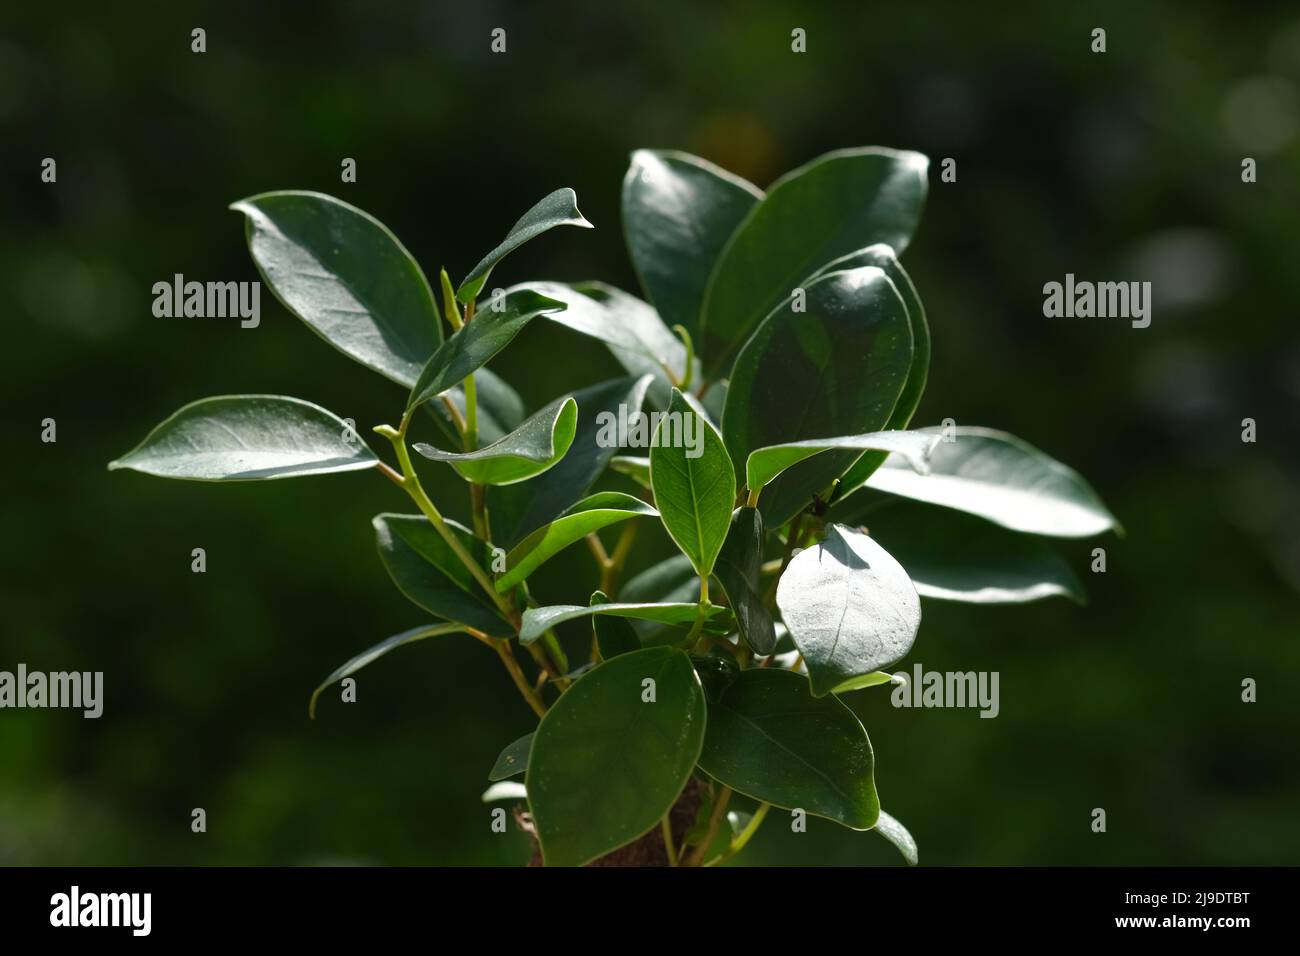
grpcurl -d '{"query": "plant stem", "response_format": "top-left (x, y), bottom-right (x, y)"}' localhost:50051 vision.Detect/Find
top-left (683, 785), bottom-right (731, 866)
top-left (763, 513), bottom-right (806, 608)
top-left (661, 816), bottom-right (679, 866)
top-left (604, 520), bottom-right (638, 594)
top-left (493, 639), bottom-right (547, 718)
top-left (706, 801), bottom-right (770, 866)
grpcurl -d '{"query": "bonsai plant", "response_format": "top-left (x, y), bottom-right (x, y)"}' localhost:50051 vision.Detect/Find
top-left (109, 146), bottom-right (1118, 866)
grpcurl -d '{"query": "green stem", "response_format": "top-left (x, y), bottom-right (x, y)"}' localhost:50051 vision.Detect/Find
top-left (661, 816), bottom-right (679, 866)
top-left (683, 785), bottom-right (731, 866)
top-left (706, 802), bottom-right (770, 866)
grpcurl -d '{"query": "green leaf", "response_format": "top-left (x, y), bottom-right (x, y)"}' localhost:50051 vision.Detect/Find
top-left (524, 280), bottom-right (690, 409)
top-left (108, 395), bottom-right (378, 481)
top-left (373, 513), bottom-right (512, 637)
top-left (700, 147), bottom-right (928, 378)
top-left (527, 646), bottom-right (706, 866)
top-left (650, 389), bottom-right (736, 578)
top-left (622, 150), bottom-right (763, 338)
top-left (590, 590), bottom-right (642, 659)
top-left (873, 810), bottom-right (919, 865)
top-left (618, 554), bottom-right (700, 645)
top-left (698, 667), bottom-right (878, 829)
top-left (776, 525), bottom-right (921, 696)
top-left (817, 246), bottom-right (931, 494)
top-left (489, 733), bottom-right (534, 781)
top-left (712, 508), bottom-right (777, 655)
top-left (722, 267), bottom-right (914, 527)
top-left (869, 501), bottom-right (1086, 604)
top-left (832, 671), bottom-right (898, 693)
top-left (862, 426), bottom-right (1121, 538)
top-left (520, 602), bottom-right (731, 646)
top-left (309, 623), bottom-right (463, 719)
top-left (230, 191), bottom-right (440, 386)
top-left (496, 493), bottom-right (656, 592)
top-left (414, 397), bottom-right (578, 486)
top-left (428, 367), bottom-right (526, 446)
top-left (458, 187), bottom-right (593, 303)
top-left (746, 429), bottom-right (936, 499)
top-left (609, 455), bottom-right (651, 489)
top-left (489, 375), bottom-right (654, 547)
top-left (406, 288), bottom-right (567, 412)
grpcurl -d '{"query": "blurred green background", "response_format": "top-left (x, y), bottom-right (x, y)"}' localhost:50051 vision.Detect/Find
top-left (3, 1), bottom-right (1298, 866)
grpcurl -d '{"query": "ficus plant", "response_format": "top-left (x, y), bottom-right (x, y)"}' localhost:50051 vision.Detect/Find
top-left (109, 146), bottom-right (1118, 867)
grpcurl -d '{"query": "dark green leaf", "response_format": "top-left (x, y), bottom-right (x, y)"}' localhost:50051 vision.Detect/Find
top-left (373, 513), bottom-right (512, 637)
top-left (231, 191), bottom-right (440, 386)
top-left (308, 623), bottom-right (463, 719)
top-left (489, 375), bottom-right (654, 547)
top-left (722, 267), bottom-right (913, 527)
top-left (609, 455), bottom-right (651, 489)
top-left (862, 426), bottom-right (1121, 538)
top-left (650, 389), bottom-right (736, 578)
top-left (622, 150), bottom-right (762, 338)
top-left (776, 525), bottom-right (921, 696)
top-left (458, 187), bottom-right (593, 302)
top-left (108, 395), bottom-right (378, 481)
top-left (496, 492), bottom-right (658, 592)
top-left (713, 508), bottom-right (776, 655)
top-left (525, 280), bottom-right (690, 408)
top-left (700, 147), bottom-right (928, 378)
top-left (817, 246), bottom-right (931, 494)
top-left (746, 429), bottom-right (936, 498)
top-left (428, 367), bottom-right (526, 446)
top-left (415, 397), bottom-right (577, 486)
top-left (406, 289), bottom-right (567, 412)
top-left (590, 590), bottom-right (641, 659)
top-left (618, 554), bottom-right (700, 645)
top-left (698, 668), bottom-right (879, 829)
top-left (489, 733), bottom-right (534, 781)
top-left (868, 500), bottom-right (1086, 604)
top-left (520, 601), bottom-right (731, 646)
top-left (527, 646), bottom-right (706, 866)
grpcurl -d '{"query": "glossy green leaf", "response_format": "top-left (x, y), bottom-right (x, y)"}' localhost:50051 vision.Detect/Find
top-left (698, 667), bottom-right (879, 829)
top-left (722, 267), bottom-right (913, 527)
top-left (863, 426), bottom-right (1121, 538)
top-left (108, 395), bottom-right (378, 481)
top-left (414, 397), bottom-right (577, 486)
top-left (590, 590), bottom-right (641, 659)
top-left (650, 389), bottom-right (736, 578)
top-left (496, 492), bottom-right (658, 592)
top-left (700, 147), bottom-right (928, 378)
top-left (618, 554), bottom-right (700, 645)
top-left (869, 500), bottom-right (1086, 604)
top-left (817, 246), bottom-right (931, 494)
top-left (609, 455), bottom-right (652, 489)
top-left (457, 188), bottom-right (593, 303)
top-left (527, 646), bottom-right (706, 866)
top-left (520, 601), bottom-right (731, 646)
top-left (712, 508), bottom-right (776, 655)
top-left (428, 367), bottom-right (526, 446)
top-left (622, 150), bottom-right (763, 338)
top-left (832, 671), bottom-right (898, 693)
top-left (746, 429), bottom-right (936, 498)
top-left (406, 288), bottom-right (567, 412)
top-left (231, 191), bottom-right (440, 386)
top-left (308, 623), bottom-right (463, 719)
top-left (489, 375), bottom-right (654, 547)
top-left (873, 810), bottom-right (919, 865)
top-left (488, 733), bottom-right (534, 781)
top-left (776, 525), bottom-right (921, 696)
top-left (373, 513), bottom-right (512, 637)
top-left (524, 280), bottom-right (690, 408)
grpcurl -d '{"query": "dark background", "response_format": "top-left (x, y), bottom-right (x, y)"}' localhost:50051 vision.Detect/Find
top-left (2, 1), bottom-right (1297, 866)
